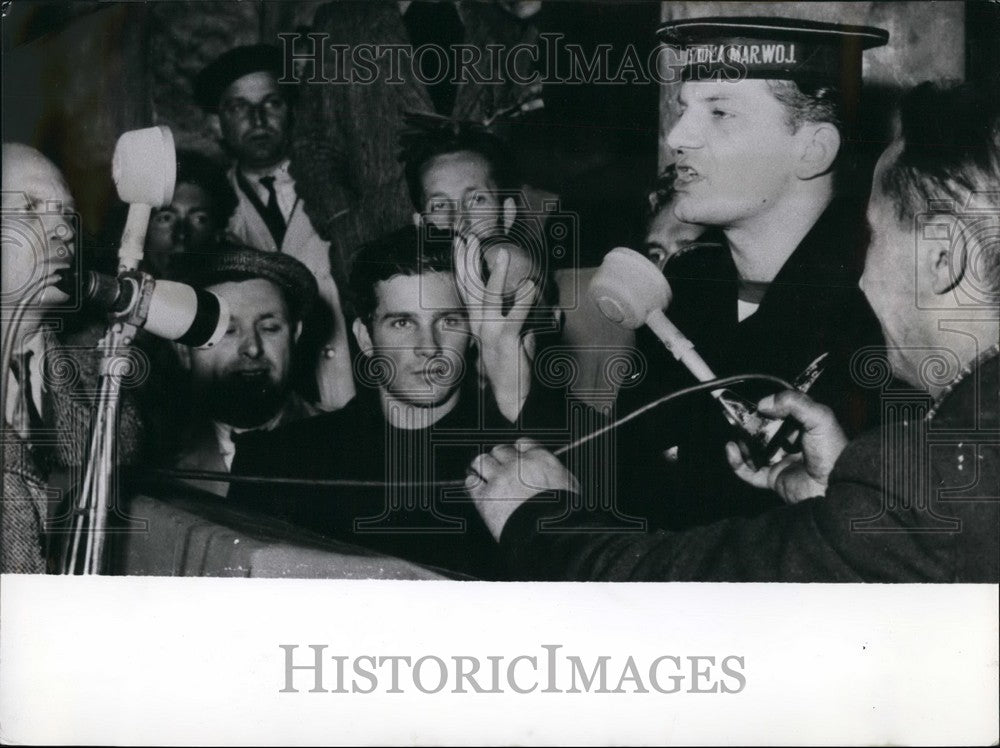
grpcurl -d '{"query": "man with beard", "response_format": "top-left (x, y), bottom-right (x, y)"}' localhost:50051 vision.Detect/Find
top-left (194, 44), bottom-right (354, 411)
top-left (169, 244), bottom-right (319, 497)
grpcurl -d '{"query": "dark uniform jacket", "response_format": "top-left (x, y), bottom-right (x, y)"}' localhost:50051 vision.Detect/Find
top-left (499, 349), bottom-right (999, 583)
top-left (613, 197), bottom-right (886, 530)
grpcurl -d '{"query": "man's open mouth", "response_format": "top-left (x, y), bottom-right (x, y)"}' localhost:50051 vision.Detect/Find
top-left (675, 164), bottom-right (701, 184)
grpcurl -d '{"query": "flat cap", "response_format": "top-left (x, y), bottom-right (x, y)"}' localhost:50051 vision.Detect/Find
top-left (658, 16), bottom-right (889, 84)
top-left (194, 43), bottom-right (286, 111)
top-left (172, 240), bottom-right (318, 320)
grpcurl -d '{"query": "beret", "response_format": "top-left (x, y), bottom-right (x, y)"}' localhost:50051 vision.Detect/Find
top-left (658, 16), bottom-right (889, 85)
top-left (172, 240), bottom-right (318, 320)
top-left (194, 43), bottom-right (286, 111)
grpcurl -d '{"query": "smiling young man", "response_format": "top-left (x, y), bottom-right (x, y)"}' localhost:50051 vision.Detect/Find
top-left (614, 18), bottom-right (891, 531)
top-left (195, 44), bottom-right (355, 411)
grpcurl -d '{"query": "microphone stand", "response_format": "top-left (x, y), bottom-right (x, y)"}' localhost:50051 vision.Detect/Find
top-left (59, 203), bottom-right (154, 575)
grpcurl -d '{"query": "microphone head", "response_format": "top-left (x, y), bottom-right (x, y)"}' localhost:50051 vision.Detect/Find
top-left (112, 126), bottom-right (176, 207)
top-left (588, 247), bottom-right (672, 329)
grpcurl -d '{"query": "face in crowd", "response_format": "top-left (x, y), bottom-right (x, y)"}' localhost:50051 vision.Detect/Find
top-left (1, 144), bottom-right (77, 311)
top-left (417, 150), bottom-right (516, 242)
top-left (145, 181), bottom-right (224, 274)
top-left (353, 271), bottom-right (471, 411)
top-left (179, 277), bottom-right (300, 428)
top-left (215, 71), bottom-right (290, 170)
top-left (644, 197), bottom-right (706, 269)
top-left (666, 79), bottom-right (837, 229)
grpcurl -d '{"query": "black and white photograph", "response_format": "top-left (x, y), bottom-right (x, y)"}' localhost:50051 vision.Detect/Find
top-left (1, 1), bottom-right (998, 744)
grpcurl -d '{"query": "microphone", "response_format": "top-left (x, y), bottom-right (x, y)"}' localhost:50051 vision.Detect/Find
top-left (56, 268), bottom-right (229, 349)
top-left (589, 247), bottom-right (715, 381)
top-left (588, 247), bottom-right (795, 468)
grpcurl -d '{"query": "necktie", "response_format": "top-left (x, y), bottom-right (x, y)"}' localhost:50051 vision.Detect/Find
top-left (259, 176), bottom-right (287, 248)
top-left (10, 351), bottom-right (45, 441)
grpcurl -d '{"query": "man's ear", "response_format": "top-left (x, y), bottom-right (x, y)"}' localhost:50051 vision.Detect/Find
top-left (174, 342), bottom-right (192, 371)
top-left (796, 122), bottom-right (840, 180)
top-left (412, 211), bottom-right (424, 228)
top-left (208, 113), bottom-right (222, 141)
top-left (501, 197), bottom-right (516, 232)
top-left (292, 320), bottom-right (303, 345)
top-left (352, 318), bottom-right (374, 356)
top-left (928, 235), bottom-right (965, 296)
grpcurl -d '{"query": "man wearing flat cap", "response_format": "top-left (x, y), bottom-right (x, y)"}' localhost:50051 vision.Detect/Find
top-left (194, 44), bottom-right (355, 413)
top-left (613, 17), bottom-right (891, 531)
top-left (167, 243), bottom-right (320, 497)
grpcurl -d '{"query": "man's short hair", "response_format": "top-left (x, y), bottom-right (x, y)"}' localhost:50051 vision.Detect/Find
top-left (878, 80), bottom-right (1000, 298)
top-left (766, 80), bottom-right (843, 133)
top-left (400, 125), bottom-right (520, 209)
top-left (348, 225), bottom-right (454, 325)
top-left (174, 150), bottom-right (238, 223)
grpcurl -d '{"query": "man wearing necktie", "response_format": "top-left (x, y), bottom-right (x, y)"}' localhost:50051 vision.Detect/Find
top-left (195, 44), bottom-right (355, 412)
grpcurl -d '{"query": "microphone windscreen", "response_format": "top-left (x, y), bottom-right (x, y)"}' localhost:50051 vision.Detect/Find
top-left (144, 280), bottom-right (228, 348)
top-left (112, 126), bottom-right (176, 207)
top-left (588, 247), bottom-right (672, 329)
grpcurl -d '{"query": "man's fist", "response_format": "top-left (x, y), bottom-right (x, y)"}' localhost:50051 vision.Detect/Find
top-left (467, 438), bottom-right (578, 541)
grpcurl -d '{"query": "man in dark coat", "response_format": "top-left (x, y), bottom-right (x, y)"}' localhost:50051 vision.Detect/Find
top-left (612, 18), bottom-right (891, 530)
top-left (468, 80), bottom-right (1000, 584)
top-left (229, 225), bottom-right (572, 578)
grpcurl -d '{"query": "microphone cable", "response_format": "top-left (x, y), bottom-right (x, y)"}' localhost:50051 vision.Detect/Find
top-left (151, 372), bottom-right (796, 490)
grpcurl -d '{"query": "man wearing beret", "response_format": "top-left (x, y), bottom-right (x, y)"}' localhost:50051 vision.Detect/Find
top-left (167, 243), bottom-right (320, 497)
top-left (613, 18), bottom-right (890, 531)
top-left (194, 44), bottom-right (355, 412)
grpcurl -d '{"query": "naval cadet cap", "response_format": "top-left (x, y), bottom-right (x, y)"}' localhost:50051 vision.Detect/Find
top-left (657, 17), bottom-right (889, 85)
top-left (194, 43), bottom-right (289, 112)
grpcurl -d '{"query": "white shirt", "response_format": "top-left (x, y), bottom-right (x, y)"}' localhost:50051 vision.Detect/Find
top-left (239, 158), bottom-right (297, 223)
top-left (737, 299), bottom-right (760, 322)
top-left (4, 330), bottom-right (47, 440)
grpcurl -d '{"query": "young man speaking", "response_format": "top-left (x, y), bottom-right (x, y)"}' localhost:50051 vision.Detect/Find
top-left (614, 18), bottom-right (891, 530)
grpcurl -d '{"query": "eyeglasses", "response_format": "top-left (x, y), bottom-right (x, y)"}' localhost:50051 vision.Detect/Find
top-left (219, 95), bottom-right (287, 120)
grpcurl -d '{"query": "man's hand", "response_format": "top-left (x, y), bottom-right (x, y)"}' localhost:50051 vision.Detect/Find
top-left (453, 233), bottom-right (536, 422)
top-left (467, 438), bottom-right (578, 541)
top-left (725, 390), bottom-right (849, 504)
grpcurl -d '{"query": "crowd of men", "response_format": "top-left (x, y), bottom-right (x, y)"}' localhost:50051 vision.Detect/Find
top-left (2, 10), bottom-right (997, 582)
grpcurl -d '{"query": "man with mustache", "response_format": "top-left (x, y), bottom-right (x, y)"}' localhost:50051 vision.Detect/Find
top-left (169, 244), bottom-right (319, 497)
top-left (613, 18), bottom-right (891, 531)
top-left (195, 44), bottom-right (355, 411)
